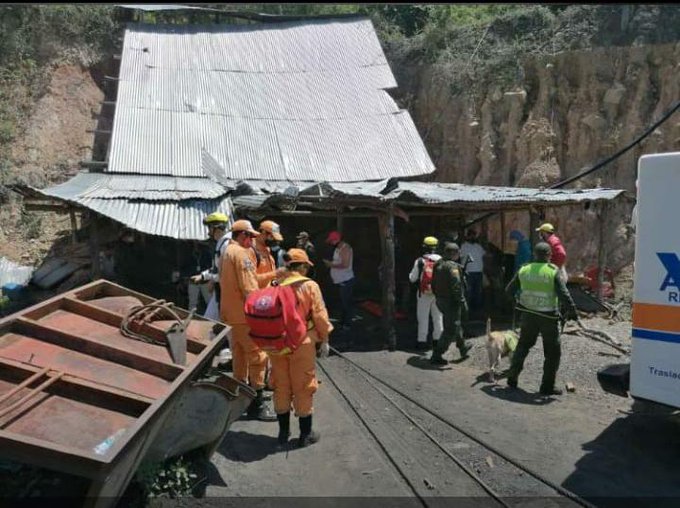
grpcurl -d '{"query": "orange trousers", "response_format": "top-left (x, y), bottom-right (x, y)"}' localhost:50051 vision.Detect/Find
top-left (269, 337), bottom-right (318, 417)
top-left (230, 323), bottom-right (268, 390)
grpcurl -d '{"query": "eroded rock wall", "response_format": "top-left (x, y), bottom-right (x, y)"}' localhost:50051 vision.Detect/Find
top-left (391, 43), bottom-right (680, 273)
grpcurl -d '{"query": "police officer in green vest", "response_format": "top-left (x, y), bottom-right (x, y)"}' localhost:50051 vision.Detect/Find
top-left (430, 242), bottom-right (472, 365)
top-left (505, 242), bottom-right (577, 395)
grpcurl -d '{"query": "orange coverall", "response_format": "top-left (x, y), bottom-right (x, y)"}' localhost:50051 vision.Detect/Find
top-left (220, 241), bottom-right (268, 389)
top-left (269, 275), bottom-right (333, 417)
top-left (253, 239), bottom-right (279, 288)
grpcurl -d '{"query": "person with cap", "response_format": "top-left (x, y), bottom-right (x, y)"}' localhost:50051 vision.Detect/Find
top-left (296, 231), bottom-right (317, 278)
top-left (536, 223), bottom-right (567, 282)
top-left (253, 220), bottom-right (289, 289)
top-left (190, 212), bottom-right (231, 321)
top-left (430, 242), bottom-right (472, 365)
top-left (183, 241), bottom-right (213, 314)
top-left (322, 231), bottom-right (355, 331)
top-left (460, 229), bottom-right (486, 318)
top-left (505, 242), bottom-right (578, 395)
top-left (269, 248), bottom-right (333, 448)
top-left (220, 219), bottom-right (276, 421)
top-left (408, 236), bottom-right (443, 351)
top-left (509, 230), bottom-right (532, 276)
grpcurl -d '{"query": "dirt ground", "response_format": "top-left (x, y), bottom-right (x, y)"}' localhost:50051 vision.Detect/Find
top-left (206, 313), bottom-right (680, 505)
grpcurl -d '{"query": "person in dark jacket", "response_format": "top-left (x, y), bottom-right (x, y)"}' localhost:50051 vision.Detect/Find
top-left (430, 242), bottom-right (472, 365)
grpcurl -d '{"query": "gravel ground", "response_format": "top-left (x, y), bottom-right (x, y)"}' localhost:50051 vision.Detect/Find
top-left (459, 316), bottom-right (632, 401)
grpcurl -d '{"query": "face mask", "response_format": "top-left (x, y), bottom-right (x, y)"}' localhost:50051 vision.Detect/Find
top-left (265, 239), bottom-right (277, 248)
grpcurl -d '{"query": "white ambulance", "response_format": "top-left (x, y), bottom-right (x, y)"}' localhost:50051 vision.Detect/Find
top-left (599, 151), bottom-right (680, 410)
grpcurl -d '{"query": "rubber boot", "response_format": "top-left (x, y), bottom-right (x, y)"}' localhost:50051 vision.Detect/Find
top-left (298, 415), bottom-right (320, 448)
top-left (246, 390), bottom-right (277, 421)
top-left (277, 412), bottom-right (290, 445)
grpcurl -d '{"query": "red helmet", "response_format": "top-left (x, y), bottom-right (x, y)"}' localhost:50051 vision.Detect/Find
top-left (326, 230), bottom-right (342, 244)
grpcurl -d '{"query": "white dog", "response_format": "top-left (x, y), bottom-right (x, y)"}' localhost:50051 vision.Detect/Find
top-left (486, 318), bottom-right (518, 383)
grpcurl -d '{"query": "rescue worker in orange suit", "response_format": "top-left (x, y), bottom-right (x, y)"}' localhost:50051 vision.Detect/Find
top-left (253, 220), bottom-right (289, 392)
top-left (271, 248), bottom-right (333, 447)
top-left (254, 220), bottom-right (288, 289)
top-left (220, 219), bottom-right (276, 421)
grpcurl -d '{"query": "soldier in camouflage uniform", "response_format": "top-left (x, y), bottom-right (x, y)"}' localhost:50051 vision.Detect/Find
top-left (430, 242), bottom-right (472, 365)
top-left (505, 242), bottom-right (578, 395)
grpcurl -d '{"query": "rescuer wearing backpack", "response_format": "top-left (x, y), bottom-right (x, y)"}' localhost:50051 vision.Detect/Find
top-left (430, 242), bottom-right (472, 365)
top-left (220, 220), bottom-right (276, 421)
top-left (245, 248), bottom-right (333, 448)
top-left (408, 236), bottom-right (443, 352)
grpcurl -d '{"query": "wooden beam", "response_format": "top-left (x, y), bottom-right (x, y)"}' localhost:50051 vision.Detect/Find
top-left (13, 317), bottom-right (184, 381)
top-left (90, 214), bottom-right (101, 279)
top-left (380, 205), bottom-right (397, 351)
top-left (80, 160), bottom-right (108, 169)
top-left (529, 208), bottom-right (540, 246)
top-left (69, 208), bottom-right (78, 245)
top-left (336, 207), bottom-right (344, 233)
top-left (597, 203), bottom-right (608, 300)
top-left (86, 129), bottom-right (112, 135)
top-left (500, 211), bottom-right (506, 253)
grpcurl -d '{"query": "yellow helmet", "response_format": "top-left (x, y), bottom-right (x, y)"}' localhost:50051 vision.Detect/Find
top-left (423, 236), bottom-right (439, 247)
top-left (203, 212), bottom-right (229, 226)
top-left (536, 223), bottom-right (555, 233)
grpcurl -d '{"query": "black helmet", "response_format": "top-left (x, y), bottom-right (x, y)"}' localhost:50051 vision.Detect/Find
top-left (534, 242), bottom-right (552, 258)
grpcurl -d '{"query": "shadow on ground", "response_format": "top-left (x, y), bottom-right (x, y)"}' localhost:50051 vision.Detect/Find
top-left (562, 406), bottom-right (680, 504)
top-left (216, 430), bottom-right (283, 463)
top-left (480, 384), bottom-right (556, 406)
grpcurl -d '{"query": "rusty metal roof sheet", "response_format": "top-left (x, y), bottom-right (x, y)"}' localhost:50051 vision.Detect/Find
top-left (391, 182), bottom-right (625, 207)
top-left (107, 19), bottom-right (434, 181)
top-left (40, 172), bottom-right (226, 201)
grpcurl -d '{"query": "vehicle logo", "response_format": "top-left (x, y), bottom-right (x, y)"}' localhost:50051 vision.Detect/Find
top-left (657, 252), bottom-right (680, 302)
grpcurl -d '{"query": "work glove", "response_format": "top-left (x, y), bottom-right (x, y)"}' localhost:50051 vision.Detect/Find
top-left (317, 341), bottom-right (330, 359)
top-left (565, 307), bottom-right (578, 322)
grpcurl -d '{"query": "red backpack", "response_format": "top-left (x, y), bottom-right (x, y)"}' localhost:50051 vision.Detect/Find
top-left (419, 257), bottom-right (436, 295)
top-left (244, 275), bottom-right (310, 355)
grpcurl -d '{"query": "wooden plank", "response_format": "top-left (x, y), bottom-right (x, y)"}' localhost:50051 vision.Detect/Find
top-left (597, 203), bottom-right (608, 300)
top-left (13, 317), bottom-right (183, 381)
top-left (62, 297), bottom-right (205, 354)
top-left (380, 205), bottom-right (397, 351)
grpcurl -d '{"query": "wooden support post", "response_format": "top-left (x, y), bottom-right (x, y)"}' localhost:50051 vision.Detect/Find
top-left (529, 208), bottom-right (540, 246)
top-left (69, 209), bottom-right (78, 245)
top-left (89, 214), bottom-right (101, 280)
top-left (336, 207), bottom-right (344, 233)
top-left (597, 203), bottom-right (608, 301)
top-left (500, 212), bottom-right (506, 253)
top-left (380, 204), bottom-right (397, 351)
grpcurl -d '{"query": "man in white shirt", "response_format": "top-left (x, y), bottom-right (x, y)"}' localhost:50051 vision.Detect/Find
top-left (408, 236), bottom-right (443, 351)
top-left (323, 230), bottom-right (354, 331)
top-left (460, 229), bottom-right (486, 317)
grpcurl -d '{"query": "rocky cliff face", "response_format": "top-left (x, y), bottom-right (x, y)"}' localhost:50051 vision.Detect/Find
top-left (390, 42), bottom-right (680, 274)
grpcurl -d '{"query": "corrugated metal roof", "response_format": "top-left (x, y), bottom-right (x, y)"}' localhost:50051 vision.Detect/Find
top-left (74, 197), bottom-right (234, 240)
top-left (40, 172), bottom-right (226, 201)
top-left (117, 4), bottom-right (219, 12)
top-left (107, 19), bottom-right (435, 182)
top-left (229, 180), bottom-right (625, 211)
top-left (391, 182), bottom-right (625, 206)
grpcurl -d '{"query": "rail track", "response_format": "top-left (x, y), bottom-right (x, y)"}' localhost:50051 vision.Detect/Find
top-left (318, 347), bottom-right (597, 508)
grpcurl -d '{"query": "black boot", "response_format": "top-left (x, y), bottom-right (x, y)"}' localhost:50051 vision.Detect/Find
top-left (298, 415), bottom-right (320, 448)
top-left (246, 390), bottom-right (277, 421)
top-left (277, 412), bottom-right (290, 445)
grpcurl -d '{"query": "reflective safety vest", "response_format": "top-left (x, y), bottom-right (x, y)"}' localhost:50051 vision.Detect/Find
top-left (518, 263), bottom-right (559, 312)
